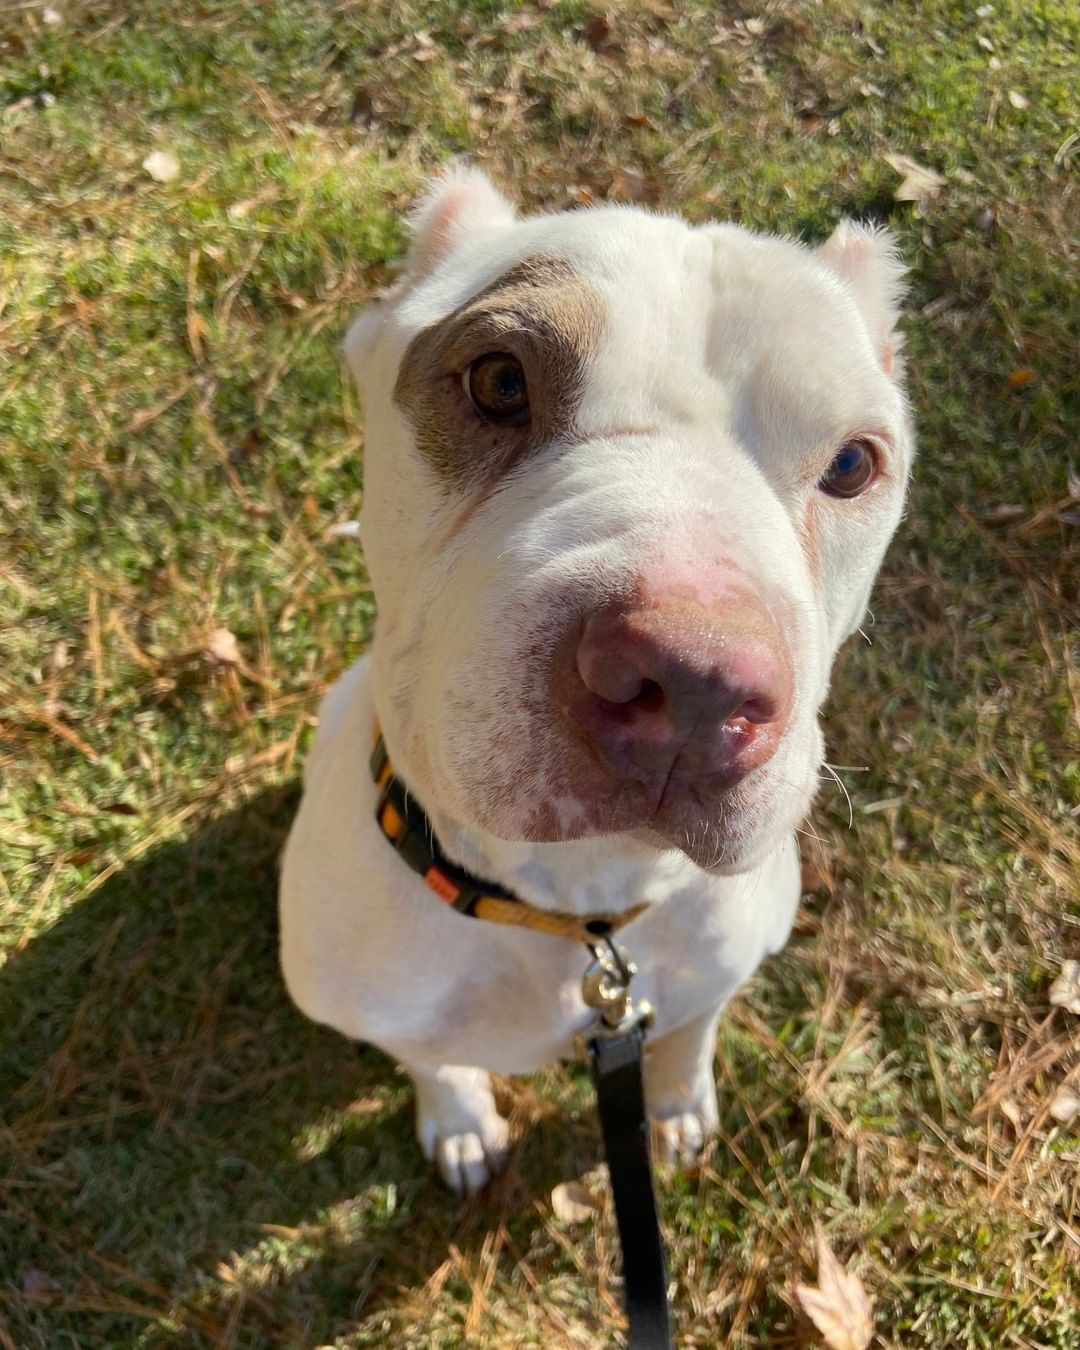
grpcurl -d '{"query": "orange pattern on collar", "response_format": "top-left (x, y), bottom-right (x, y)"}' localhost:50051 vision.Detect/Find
top-left (371, 722), bottom-right (647, 945)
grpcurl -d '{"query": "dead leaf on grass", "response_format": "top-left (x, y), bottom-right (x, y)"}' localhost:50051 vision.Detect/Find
top-left (611, 164), bottom-right (647, 201)
top-left (883, 152), bottom-right (946, 215)
top-left (1049, 961), bottom-right (1080, 1015)
top-left (999, 1098), bottom-right (1023, 1131)
top-left (583, 14), bottom-right (615, 52)
top-left (1049, 1090), bottom-right (1080, 1126)
top-left (410, 30), bottom-right (442, 62)
top-left (795, 1226), bottom-right (874, 1350)
top-left (49, 639), bottom-right (71, 674)
top-left (551, 1180), bottom-right (604, 1224)
top-left (203, 627), bottom-right (242, 668)
top-left (200, 626), bottom-right (272, 688)
top-left (142, 149), bottom-right (180, 183)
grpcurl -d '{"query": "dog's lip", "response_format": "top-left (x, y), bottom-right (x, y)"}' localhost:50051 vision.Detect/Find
top-left (507, 770), bottom-right (762, 848)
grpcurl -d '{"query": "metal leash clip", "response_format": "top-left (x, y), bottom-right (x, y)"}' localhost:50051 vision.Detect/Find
top-left (578, 931), bottom-right (654, 1047)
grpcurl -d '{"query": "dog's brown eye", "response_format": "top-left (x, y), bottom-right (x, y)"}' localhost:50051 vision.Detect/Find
top-left (467, 353), bottom-right (530, 425)
top-left (819, 440), bottom-right (878, 498)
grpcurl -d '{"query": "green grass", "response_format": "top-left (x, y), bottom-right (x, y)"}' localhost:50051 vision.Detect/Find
top-left (1, 1), bottom-right (1078, 1345)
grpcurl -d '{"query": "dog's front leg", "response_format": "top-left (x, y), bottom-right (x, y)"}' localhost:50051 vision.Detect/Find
top-left (644, 1007), bottom-right (723, 1165)
top-left (406, 1061), bottom-right (510, 1195)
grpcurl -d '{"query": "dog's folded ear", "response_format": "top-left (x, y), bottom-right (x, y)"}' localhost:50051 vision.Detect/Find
top-left (344, 168), bottom-right (516, 383)
top-left (406, 165), bottom-right (517, 278)
top-left (816, 221), bottom-right (907, 377)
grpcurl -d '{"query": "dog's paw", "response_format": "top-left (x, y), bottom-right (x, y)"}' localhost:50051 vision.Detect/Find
top-left (413, 1066), bottom-right (510, 1195)
top-left (426, 1119), bottom-right (510, 1196)
top-left (648, 1074), bottom-right (718, 1168)
top-left (650, 1108), bottom-right (715, 1167)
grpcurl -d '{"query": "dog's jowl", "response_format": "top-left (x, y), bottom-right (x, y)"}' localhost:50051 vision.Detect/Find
top-left (280, 168), bottom-right (913, 1195)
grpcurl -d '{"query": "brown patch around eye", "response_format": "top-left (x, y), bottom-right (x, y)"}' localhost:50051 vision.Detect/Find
top-left (393, 256), bottom-right (606, 491)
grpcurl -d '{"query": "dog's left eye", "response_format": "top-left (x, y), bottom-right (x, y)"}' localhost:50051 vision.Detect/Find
top-left (818, 440), bottom-right (878, 498)
top-left (466, 353), bottom-right (530, 426)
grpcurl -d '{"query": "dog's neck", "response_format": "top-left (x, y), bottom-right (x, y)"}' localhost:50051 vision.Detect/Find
top-left (421, 795), bottom-right (705, 917)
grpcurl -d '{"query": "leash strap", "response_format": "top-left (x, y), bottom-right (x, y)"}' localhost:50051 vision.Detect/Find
top-left (589, 1023), bottom-right (674, 1350)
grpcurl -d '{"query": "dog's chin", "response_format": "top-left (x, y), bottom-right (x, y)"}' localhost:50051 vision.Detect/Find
top-left (629, 825), bottom-right (775, 873)
top-left (463, 780), bottom-right (798, 874)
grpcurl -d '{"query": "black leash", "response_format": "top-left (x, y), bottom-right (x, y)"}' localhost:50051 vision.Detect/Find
top-left (589, 1024), bottom-right (673, 1348)
top-left (580, 936), bottom-right (674, 1349)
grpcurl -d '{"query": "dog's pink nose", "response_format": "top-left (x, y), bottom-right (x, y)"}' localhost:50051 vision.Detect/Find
top-left (566, 598), bottom-right (793, 789)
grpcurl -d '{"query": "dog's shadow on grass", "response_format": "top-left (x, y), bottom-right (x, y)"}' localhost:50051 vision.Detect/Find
top-left (1, 786), bottom-right (603, 1345)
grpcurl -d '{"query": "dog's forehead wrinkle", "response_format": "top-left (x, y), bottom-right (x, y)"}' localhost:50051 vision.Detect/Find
top-left (565, 231), bottom-right (894, 453)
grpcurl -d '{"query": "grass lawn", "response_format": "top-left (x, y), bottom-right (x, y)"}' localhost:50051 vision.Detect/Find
top-left (1, 1), bottom-right (1077, 1345)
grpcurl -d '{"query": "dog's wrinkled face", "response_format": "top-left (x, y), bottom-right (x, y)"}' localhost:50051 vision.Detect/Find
top-left (348, 169), bottom-right (913, 871)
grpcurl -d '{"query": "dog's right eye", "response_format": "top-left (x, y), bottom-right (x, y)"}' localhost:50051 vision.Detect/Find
top-left (818, 439), bottom-right (878, 498)
top-left (466, 353), bottom-right (530, 426)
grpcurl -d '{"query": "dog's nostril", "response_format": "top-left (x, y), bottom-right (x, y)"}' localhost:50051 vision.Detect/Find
top-left (727, 696), bottom-right (778, 727)
top-left (624, 678), bottom-right (664, 712)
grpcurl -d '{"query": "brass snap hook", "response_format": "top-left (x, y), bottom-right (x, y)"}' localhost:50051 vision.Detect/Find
top-left (581, 932), bottom-right (652, 1034)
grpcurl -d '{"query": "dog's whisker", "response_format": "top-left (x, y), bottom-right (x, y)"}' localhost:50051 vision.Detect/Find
top-left (821, 762), bottom-right (855, 829)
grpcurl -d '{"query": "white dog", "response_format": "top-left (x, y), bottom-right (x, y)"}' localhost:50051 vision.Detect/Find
top-left (280, 168), bottom-right (912, 1195)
